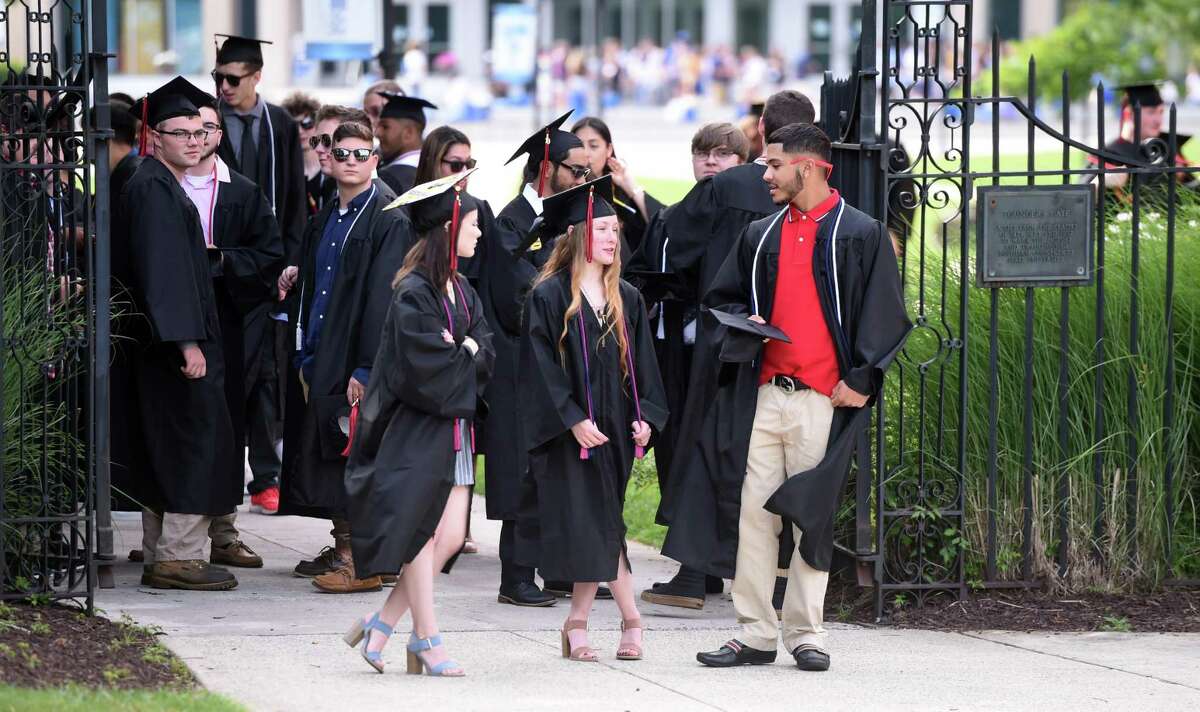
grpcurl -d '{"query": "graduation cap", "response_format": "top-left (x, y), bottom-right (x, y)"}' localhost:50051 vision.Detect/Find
top-left (215, 33), bottom-right (272, 66)
top-left (130, 75), bottom-right (207, 153)
top-left (1120, 82), bottom-right (1165, 108)
top-left (384, 168), bottom-right (480, 272)
top-left (705, 307), bottom-right (791, 364)
top-left (505, 109), bottom-right (583, 197)
top-left (376, 91), bottom-right (437, 125)
top-left (524, 174), bottom-right (615, 262)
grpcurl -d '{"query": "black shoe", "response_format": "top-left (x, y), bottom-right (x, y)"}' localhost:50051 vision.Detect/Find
top-left (792, 645), bottom-right (830, 672)
top-left (543, 581), bottom-right (613, 599)
top-left (293, 547), bottom-right (346, 578)
top-left (642, 579), bottom-right (704, 609)
top-left (706, 575), bottom-right (724, 594)
top-left (498, 581), bottom-right (556, 607)
top-left (696, 639), bottom-right (777, 668)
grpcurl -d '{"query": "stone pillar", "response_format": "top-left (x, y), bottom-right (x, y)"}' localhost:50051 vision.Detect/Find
top-left (661, 0), bottom-right (676, 46)
top-left (452, 0), bottom-right (487, 79)
top-left (409, 0), bottom-right (429, 46)
top-left (255, 0), bottom-right (299, 92)
top-left (769, 0), bottom-right (806, 72)
top-left (621, 0), bottom-right (636, 48)
top-left (1020, 0), bottom-right (1057, 39)
top-left (203, 0), bottom-right (238, 73)
top-left (830, 0), bottom-right (851, 77)
top-left (704, 0), bottom-right (735, 50)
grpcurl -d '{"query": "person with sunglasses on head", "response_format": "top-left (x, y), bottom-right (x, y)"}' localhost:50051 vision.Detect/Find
top-left (687, 123), bottom-right (909, 671)
top-left (281, 92), bottom-right (323, 215)
top-left (212, 34), bottom-right (308, 520)
top-left (112, 78), bottom-right (241, 591)
top-left (571, 116), bottom-right (664, 261)
top-left (374, 92), bottom-right (438, 197)
top-left (473, 111), bottom-right (592, 609)
top-left (279, 121), bottom-right (416, 595)
top-left (301, 106), bottom-right (371, 219)
top-left (515, 176), bottom-right (668, 664)
top-left (362, 80), bottom-right (401, 132)
top-left (341, 172), bottom-right (494, 677)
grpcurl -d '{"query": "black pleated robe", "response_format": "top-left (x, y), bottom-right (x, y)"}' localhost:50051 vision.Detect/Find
top-left (378, 162), bottom-right (417, 198)
top-left (660, 199), bottom-right (911, 575)
top-left (346, 272), bottom-right (495, 578)
top-left (279, 180), bottom-right (415, 519)
top-left (515, 274), bottom-right (668, 582)
top-left (112, 157), bottom-right (240, 515)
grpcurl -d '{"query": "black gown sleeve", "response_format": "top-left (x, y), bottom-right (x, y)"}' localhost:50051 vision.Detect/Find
top-left (663, 178), bottom-right (718, 286)
top-left (841, 221), bottom-right (911, 397)
top-left (521, 287), bottom-right (590, 450)
top-left (356, 216), bottom-right (414, 380)
top-left (128, 179), bottom-right (207, 343)
top-left (280, 115), bottom-right (308, 266)
top-left (219, 186), bottom-right (285, 313)
top-left (485, 216), bottom-right (538, 336)
top-left (627, 289), bottom-right (670, 436)
top-left (701, 225), bottom-right (763, 366)
top-left (465, 283), bottom-right (497, 393)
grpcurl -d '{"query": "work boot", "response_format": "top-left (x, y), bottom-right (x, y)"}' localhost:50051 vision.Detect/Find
top-left (312, 563), bottom-right (382, 593)
top-left (293, 547), bottom-right (346, 578)
top-left (210, 540), bottom-right (264, 568)
top-left (147, 560), bottom-right (238, 591)
top-left (139, 564), bottom-right (153, 586)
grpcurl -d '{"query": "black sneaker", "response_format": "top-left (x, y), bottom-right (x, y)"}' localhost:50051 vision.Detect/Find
top-left (696, 639), bottom-right (777, 667)
top-left (293, 547), bottom-right (346, 578)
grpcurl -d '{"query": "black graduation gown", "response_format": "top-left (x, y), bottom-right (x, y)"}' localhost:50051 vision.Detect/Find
top-left (112, 158), bottom-right (240, 515)
top-left (306, 172), bottom-right (337, 216)
top-left (660, 199), bottom-right (911, 575)
top-left (611, 184), bottom-right (663, 263)
top-left (111, 153), bottom-right (141, 206)
top-left (279, 180), bottom-right (415, 519)
top-left (1086, 137), bottom-right (1200, 203)
top-left (378, 162), bottom-right (417, 198)
top-left (217, 101), bottom-right (307, 265)
top-left (109, 153), bottom-right (146, 510)
top-left (346, 272), bottom-right (495, 578)
top-left (209, 166), bottom-right (285, 462)
top-left (475, 193), bottom-right (541, 521)
top-left (515, 274), bottom-right (668, 582)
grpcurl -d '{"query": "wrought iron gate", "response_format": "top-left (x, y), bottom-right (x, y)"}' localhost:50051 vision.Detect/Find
top-left (828, 0), bottom-right (1198, 616)
top-left (0, 0), bottom-right (109, 610)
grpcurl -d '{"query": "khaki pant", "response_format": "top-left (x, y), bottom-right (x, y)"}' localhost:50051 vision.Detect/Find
top-left (209, 513), bottom-right (240, 549)
top-left (731, 384), bottom-right (834, 652)
top-left (141, 508), bottom-right (212, 563)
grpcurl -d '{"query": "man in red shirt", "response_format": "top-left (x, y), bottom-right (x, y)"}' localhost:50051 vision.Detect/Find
top-left (684, 123), bottom-right (909, 671)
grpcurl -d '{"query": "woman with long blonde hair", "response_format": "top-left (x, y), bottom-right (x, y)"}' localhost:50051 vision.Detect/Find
top-left (515, 176), bottom-right (668, 663)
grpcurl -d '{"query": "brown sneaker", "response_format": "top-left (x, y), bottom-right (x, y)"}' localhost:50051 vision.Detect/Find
top-left (312, 564), bottom-right (381, 593)
top-left (148, 560), bottom-right (238, 591)
top-left (210, 540), bottom-right (264, 568)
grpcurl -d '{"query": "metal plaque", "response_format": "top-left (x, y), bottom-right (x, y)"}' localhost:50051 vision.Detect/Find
top-left (975, 185), bottom-right (1094, 288)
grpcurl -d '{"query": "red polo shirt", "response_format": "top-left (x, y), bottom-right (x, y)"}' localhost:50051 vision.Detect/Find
top-left (759, 189), bottom-right (842, 396)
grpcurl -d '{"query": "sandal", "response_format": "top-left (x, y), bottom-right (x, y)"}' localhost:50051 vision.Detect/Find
top-left (560, 619), bottom-right (598, 662)
top-left (343, 612), bottom-right (393, 673)
top-left (406, 633), bottom-right (465, 677)
top-left (616, 618), bottom-right (643, 661)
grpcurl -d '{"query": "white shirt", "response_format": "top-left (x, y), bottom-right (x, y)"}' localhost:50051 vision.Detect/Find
top-left (521, 182), bottom-right (543, 216)
top-left (181, 157), bottom-right (233, 246)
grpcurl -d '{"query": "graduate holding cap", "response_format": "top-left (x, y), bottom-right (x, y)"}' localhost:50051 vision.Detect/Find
top-left (1086, 82), bottom-right (1197, 197)
top-left (514, 175), bottom-right (668, 663)
top-left (374, 91), bottom-right (438, 196)
top-left (342, 171), bottom-right (494, 676)
top-left (476, 110), bottom-right (592, 608)
top-left (113, 77), bottom-right (240, 591)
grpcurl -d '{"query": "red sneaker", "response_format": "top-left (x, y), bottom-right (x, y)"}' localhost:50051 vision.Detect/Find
top-left (250, 486), bottom-right (280, 514)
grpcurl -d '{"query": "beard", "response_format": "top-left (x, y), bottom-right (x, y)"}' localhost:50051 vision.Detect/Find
top-left (201, 144), bottom-right (219, 161)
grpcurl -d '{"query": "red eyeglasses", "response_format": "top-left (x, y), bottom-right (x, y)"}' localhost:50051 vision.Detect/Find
top-left (789, 156), bottom-right (834, 179)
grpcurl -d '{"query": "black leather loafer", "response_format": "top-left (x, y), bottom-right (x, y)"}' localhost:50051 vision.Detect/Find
top-left (696, 639), bottom-right (777, 667)
top-left (792, 645), bottom-right (830, 671)
top-left (544, 582), bottom-right (613, 600)
top-left (498, 581), bottom-right (557, 607)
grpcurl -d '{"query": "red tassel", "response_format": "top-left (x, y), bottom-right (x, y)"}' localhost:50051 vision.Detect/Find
top-left (580, 447), bottom-right (590, 460)
top-left (449, 190), bottom-right (461, 273)
top-left (536, 130), bottom-right (550, 197)
top-left (138, 97), bottom-right (149, 155)
top-left (340, 403), bottom-right (359, 458)
top-left (585, 186), bottom-right (594, 263)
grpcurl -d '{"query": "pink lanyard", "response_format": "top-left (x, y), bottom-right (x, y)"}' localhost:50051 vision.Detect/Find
top-left (203, 163), bottom-right (218, 246)
top-left (440, 278), bottom-right (474, 454)
top-left (576, 310), bottom-right (646, 461)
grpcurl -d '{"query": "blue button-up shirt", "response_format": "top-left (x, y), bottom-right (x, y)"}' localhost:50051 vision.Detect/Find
top-left (300, 185), bottom-right (376, 386)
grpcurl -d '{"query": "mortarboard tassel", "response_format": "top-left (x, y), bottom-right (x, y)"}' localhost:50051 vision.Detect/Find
top-left (585, 186), bottom-right (594, 263)
top-left (138, 96), bottom-right (149, 155)
top-left (577, 310), bottom-right (596, 461)
top-left (448, 188), bottom-right (462, 273)
top-left (536, 130), bottom-right (551, 197)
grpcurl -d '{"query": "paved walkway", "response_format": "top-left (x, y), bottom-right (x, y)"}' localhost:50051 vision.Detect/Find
top-left (96, 501), bottom-right (1200, 712)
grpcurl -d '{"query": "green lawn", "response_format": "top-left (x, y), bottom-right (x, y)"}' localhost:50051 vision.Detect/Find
top-left (0, 687), bottom-right (244, 712)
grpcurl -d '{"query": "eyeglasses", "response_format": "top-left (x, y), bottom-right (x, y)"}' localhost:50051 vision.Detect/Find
top-left (158, 129), bottom-right (209, 143)
top-left (442, 157), bottom-right (477, 172)
top-left (560, 163), bottom-right (591, 180)
top-left (692, 148), bottom-right (736, 161)
top-left (211, 69), bottom-right (256, 88)
top-left (309, 134), bottom-right (332, 150)
top-left (297, 115), bottom-right (315, 130)
top-left (202, 122), bottom-right (222, 133)
top-left (332, 147), bottom-right (375, 163)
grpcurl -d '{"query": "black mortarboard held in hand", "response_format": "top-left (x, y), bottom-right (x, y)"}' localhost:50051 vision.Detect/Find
top-left (215, 34), bottom-right (272, 66)
top-left (376, 91), bottom-right (438, 126)
top-left (384, 167), bottom-right (480, 272)
top-left (505, 109), bottom-right (582, 198)
top-left (705, 307), bottom-right (792, 364)
top-left (131, 75), bottom-right (210, 154)
top-left (526, 174), bottom-right (615, 263)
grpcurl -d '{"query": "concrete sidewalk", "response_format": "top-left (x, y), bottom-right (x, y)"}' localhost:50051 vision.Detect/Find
top-left (98, 501), bottom-right (1200, 712)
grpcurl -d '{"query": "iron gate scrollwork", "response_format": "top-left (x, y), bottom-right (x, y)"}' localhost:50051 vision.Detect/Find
top-left (0, 0), bottom-right (109, 610)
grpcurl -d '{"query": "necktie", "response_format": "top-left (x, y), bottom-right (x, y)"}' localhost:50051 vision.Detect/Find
top-left (237, 114), bottom-right (260, 183)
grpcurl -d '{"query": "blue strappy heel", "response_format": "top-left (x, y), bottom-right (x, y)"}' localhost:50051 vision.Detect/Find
top-left (343, 612), bottom-right (393, 673)
top-left (406, 632), bottom-right (465, 677)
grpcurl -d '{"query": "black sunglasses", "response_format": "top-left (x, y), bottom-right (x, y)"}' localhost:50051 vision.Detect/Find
top-left (298, 115), bottom-right (315, 130)
top-left (309, 134), bottom-right (332, 150)
top-left (441, 157), bottom-right (477, 172)
top-left (332, 147), bottom-right (375, 163)
top-left (211, 69), bottom-right (256, 88)
top-left (560, 163), bottom-right (591, 180)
